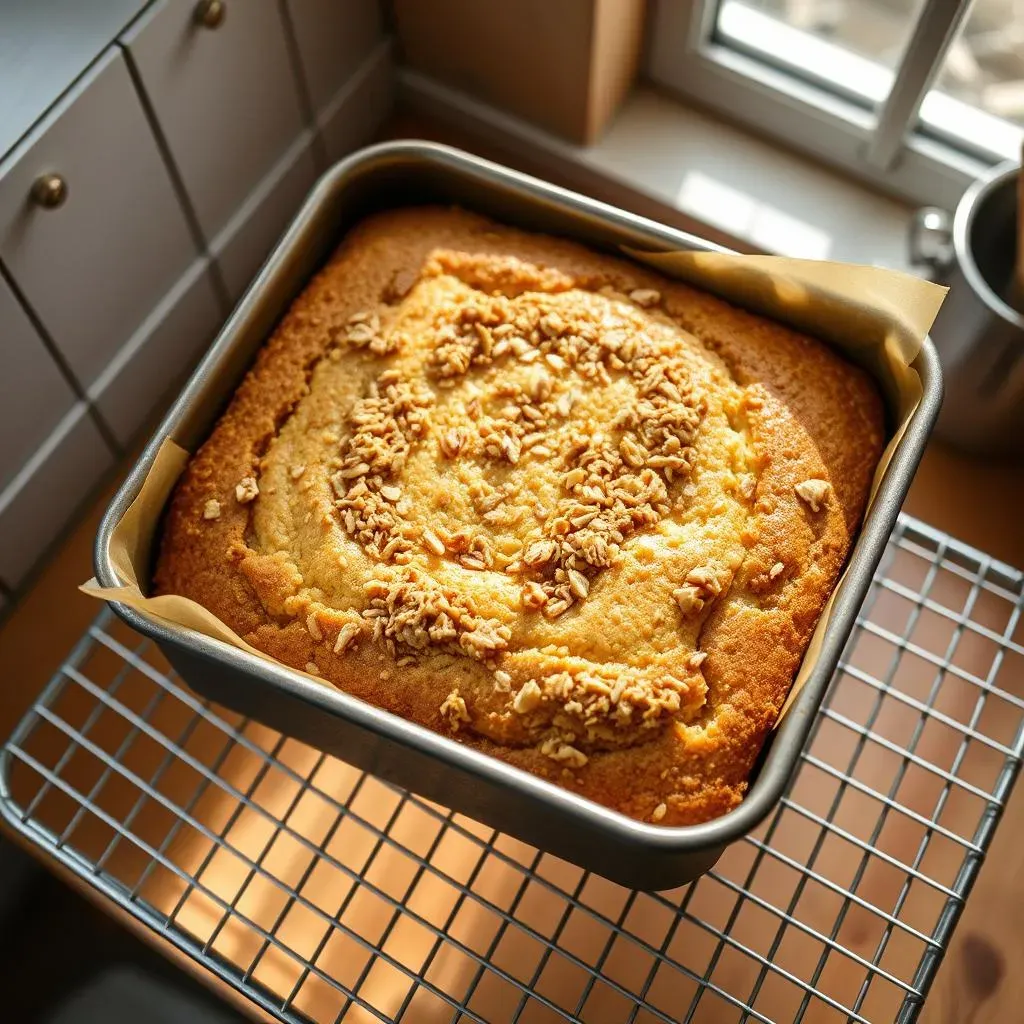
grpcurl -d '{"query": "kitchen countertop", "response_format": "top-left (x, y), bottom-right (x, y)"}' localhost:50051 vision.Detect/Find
top-left (0, 0), bottom-right (149, 161)
top-left (0, 116), bottom-right (1021, 1023)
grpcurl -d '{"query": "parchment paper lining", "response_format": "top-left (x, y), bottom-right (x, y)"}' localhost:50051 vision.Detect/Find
top-left (82, 250), bottom-right (947, 727)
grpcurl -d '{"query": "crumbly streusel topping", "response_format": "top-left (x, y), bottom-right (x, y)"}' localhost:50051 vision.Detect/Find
top-left (242, 250), bottom-right (764, 764)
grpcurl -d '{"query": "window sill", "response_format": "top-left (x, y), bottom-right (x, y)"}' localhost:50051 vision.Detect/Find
top-left (399, 71), bottom-right (920, 272)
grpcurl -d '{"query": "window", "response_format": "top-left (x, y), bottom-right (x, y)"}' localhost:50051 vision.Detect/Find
top-left (647, 0), bottom-right (1024, 207)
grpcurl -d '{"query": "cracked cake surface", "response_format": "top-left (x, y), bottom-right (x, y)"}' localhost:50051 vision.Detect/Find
top-left (154, 207), bottom-right (884, 825)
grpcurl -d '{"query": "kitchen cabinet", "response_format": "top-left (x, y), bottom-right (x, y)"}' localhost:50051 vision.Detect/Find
top-left (0, 0), bottom-right (148, 160)
top-left (122, 0), bottom-right (307, 246)
top-left (0, 0), bottom-right (393, 598)
top-left (0, 49), bottom-right (199, 389)
top-left (89, 256), bottom-right (222, 447)
top-left (285, 0), bottom-right (384, 117)
top-left (211, 132), bottom-right (318, 304)
top-left (0, 404), bottom-right (113, 587)
top-left (319, 42), bottom-right (394, 167)
top-left (0, 270), bottom-right (78, 491)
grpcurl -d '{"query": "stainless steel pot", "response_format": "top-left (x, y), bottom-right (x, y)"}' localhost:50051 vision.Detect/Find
top-left (910, 162), bottom-right (1024, 455)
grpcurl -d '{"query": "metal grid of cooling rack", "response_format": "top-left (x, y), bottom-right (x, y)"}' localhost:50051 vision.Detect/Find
top-left (1, 514), bottom-right (1023, 1024)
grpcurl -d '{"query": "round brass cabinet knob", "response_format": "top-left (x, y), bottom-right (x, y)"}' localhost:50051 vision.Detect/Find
top-left (193, 0), bottom-right (225, 29)
top-left (30, 173), bottom-right (68, 209)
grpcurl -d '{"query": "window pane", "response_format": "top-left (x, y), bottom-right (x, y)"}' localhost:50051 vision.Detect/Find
top-left (920, 0), bottom-right (1024, 160)
top-left (715, 0), bottom-right (926, 109)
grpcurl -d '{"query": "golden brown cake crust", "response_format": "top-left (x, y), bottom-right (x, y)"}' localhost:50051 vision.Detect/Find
top-left (154, 207), bottom-right (884, 826)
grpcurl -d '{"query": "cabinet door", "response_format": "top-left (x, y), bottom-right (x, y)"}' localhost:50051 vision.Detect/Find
top-left (122, 0), bottom-right (307, 245)
top-left (284, 0), bottom-right (384, 116)
top-left (319, 43), bottom-right (393, 168)
top-left (90, 256), bottom-right (222, 447)
top-left (212, 132), bottom-right (318, 304)
top-left (0, 403), bottom-right (113, 586)
top-left (0, 49), bottom-right (199, 388)
top-left (0, 269), bottom-right (77, 490)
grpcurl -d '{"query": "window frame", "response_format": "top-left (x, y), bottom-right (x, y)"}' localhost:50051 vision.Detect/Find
top-left (646, 0), bottom-right (1019, 209)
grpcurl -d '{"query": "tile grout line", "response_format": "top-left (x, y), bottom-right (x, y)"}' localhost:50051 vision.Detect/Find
top-left (115, 41), bottom-right (231, 317)
top-left (0, 260), bottom-right (121, 457)
top-left (275, 0), bottom-right (329, 171)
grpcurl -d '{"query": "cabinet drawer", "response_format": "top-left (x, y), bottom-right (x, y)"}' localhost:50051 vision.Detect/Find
top-left (285, 0), bottom-right (384, 117)
top-left (90, 257), bottom-right (222, 447)
top-left (212, 132), bottom-right (318, 304)
top-left (0, 269), bottom-right (77, 491)
top-left (0, 49), bottom-right (199, 388)
top-left (123, 0), bottom-right (307, 245)
top-left (319, 42), bottom-right (394, 168)
top-left (0, 403), bottom-right (114, 586)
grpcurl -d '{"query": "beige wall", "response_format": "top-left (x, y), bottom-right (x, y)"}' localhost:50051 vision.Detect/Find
top-left (393, 0), bottom-right (646, 144)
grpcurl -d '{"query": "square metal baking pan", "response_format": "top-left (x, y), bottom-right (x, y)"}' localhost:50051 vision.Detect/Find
top-left (95, 141), bottom-right (943, 891)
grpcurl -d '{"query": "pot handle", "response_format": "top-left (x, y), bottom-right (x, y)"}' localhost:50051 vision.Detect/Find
top-left (908, 206), bottom-right (954, 279)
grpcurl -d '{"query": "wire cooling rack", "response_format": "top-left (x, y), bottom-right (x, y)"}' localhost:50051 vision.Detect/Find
top-left (1, 515), bottom-right (1023, 1024)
